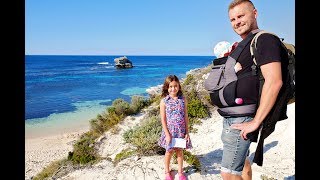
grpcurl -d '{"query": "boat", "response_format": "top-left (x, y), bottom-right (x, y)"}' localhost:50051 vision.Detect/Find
top-left (114, 56), bottom-right (133, 68)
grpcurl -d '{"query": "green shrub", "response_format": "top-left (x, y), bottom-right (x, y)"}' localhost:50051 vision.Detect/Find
top-left (112, 98), bottom-right (131, 115)
top-left (107, 106), bottom-right (116, 114)
top-left (90, 118), bottom-right (104, 135)
top-left (68, 132), bottom-right (99, 165)
top-left (172, 150), bottom-right (201, 172)
top-left (114, 148), bottom-right (136, 165)
top-left (123, 115), bottom-right (162, 155)
top-left (146, 106), bottom-right (160, 117)
top-left (187, 98), bottom-right (209, 118)
top-left (89, 109), bottom-right (126, 135)
top-left (130, 95), bottom-right (149, 113)
top-left (183, 74), bottom-right (195, 86)
top-left (183, 150), bottom-right (201, 172)
top-left (150, 94), bottom-right (162, 104)
top-left (32, 159), bottom-right (68, 180)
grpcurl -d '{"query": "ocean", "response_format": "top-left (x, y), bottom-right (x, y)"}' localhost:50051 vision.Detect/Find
top-left (25, 55), bottom-right (213, 137)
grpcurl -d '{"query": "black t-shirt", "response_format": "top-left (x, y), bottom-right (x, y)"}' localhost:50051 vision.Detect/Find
top-left (236, 33), bottom-right (288, 105)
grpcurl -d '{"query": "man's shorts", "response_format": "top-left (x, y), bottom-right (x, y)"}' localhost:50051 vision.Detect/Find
top-left (220, 116), bottom-right (253, 175)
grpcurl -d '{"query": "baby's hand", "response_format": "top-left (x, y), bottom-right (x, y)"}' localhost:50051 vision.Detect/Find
top-left (234, 62), bottom-right (242, 73)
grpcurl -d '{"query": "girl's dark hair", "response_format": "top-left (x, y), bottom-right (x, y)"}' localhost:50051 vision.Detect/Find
top-left (161, 75), bottom-right (183, 97)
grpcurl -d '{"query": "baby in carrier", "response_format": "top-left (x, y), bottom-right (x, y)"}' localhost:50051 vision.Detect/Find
top-left (213, 41), bottom-right (243, 105)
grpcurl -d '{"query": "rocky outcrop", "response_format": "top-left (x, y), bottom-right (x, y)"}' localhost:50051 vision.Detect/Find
top-left (114, 56), bottom-right (133, 68)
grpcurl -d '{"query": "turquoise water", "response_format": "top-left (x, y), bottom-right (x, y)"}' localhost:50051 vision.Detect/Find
top-left (25, 55), bottom-right (213, 137)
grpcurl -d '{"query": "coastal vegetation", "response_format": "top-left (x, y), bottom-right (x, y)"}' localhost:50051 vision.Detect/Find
top-left (32, 67), bottom-right (212, 180)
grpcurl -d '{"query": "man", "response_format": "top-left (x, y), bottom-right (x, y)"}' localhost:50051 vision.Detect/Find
top-left (219, 0), bottom-right (288, 179)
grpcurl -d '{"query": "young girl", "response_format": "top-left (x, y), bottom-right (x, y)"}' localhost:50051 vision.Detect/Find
top-left (158, 75), bottom-right (192, 180)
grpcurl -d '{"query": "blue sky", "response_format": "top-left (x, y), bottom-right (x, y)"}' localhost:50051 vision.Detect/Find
top-left (25, 0), bottom-right (295, 56)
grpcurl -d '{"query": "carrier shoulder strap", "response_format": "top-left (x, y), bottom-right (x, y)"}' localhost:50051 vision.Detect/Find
top-left (229, 29), bottom-right (260, 61)
top-left (228, 29), bottom-right (260, 80)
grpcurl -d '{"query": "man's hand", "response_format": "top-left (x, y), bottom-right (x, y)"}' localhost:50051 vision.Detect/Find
top-left (231, 120), bottom-right (260, 140)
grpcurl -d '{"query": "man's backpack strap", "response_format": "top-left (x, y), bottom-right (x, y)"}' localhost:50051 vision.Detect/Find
top-left (249, 30), bottom-right (283, 96)
top-left (250, 30), bottom-right (279, 65)
top-left (250, 30), bottom-right (291, 65)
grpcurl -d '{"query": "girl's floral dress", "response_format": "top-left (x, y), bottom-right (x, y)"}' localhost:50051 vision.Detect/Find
top-left (158, 95), bottom-right (192, 151)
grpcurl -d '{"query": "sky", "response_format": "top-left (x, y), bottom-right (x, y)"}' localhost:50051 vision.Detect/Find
top-left (25, 0), bottom-right (295, 56)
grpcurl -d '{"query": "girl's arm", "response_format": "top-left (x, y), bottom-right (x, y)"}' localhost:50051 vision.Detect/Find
top-left (160, 99), bottom-right (171, 144)
top-left (183, 97), bottom-right (190, 141)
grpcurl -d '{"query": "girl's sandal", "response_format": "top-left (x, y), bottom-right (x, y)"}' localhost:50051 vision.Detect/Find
top-left (165, 171), bottom-right (173, 180)
top-left (178, 172), bottom-right (187, 180)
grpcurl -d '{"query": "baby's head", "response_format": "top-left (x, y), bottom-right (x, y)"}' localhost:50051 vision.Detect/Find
top-left (213, 41), bottom-right (238, 58)
top-left (214, 41), bottom-right (231, 58)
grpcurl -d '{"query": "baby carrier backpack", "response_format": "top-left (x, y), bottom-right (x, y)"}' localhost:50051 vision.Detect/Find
top-left (204, 30), bottom-right (259, 117)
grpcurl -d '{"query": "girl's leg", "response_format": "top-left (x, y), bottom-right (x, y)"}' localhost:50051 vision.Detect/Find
top-left (176, 149), bottom-right (184, 175)
top-left (164, 150), bottom-right (174, 173)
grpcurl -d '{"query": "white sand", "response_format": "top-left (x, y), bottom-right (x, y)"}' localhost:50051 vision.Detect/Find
top-left (25, 103), bottom-right (295, 180)
top-left (25, 130), bottom-right (87, 179)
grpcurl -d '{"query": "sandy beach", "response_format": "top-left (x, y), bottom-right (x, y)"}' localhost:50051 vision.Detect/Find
top-left (25, 102), bottom-right (295, 180)
top-left (25, 129), bottom-right (87, 179)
